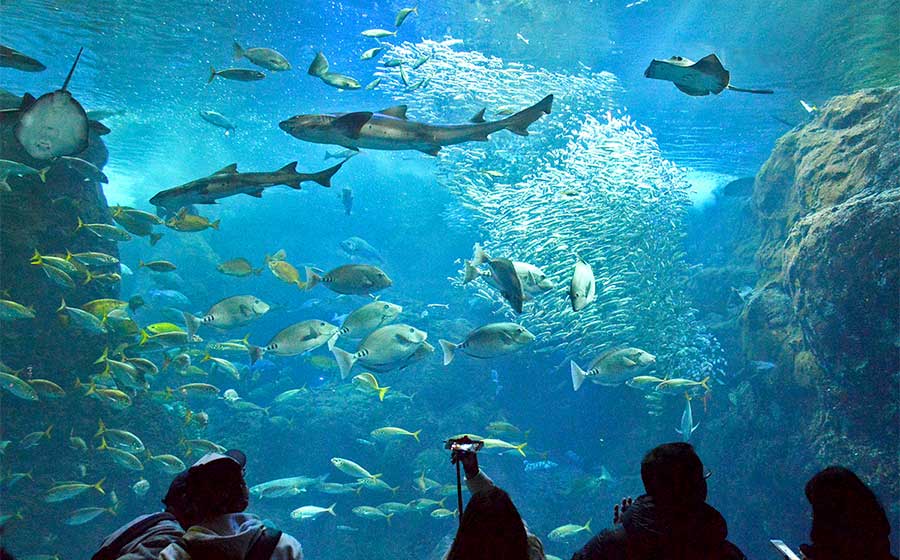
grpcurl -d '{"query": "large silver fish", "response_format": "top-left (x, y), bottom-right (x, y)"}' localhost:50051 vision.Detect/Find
top-left (14, 48), bottom-right (89, 160)
top-left (279, 95), bottom-right (553, 156)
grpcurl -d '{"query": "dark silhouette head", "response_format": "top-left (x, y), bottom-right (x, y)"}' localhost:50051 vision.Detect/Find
top-left (163, 450), bottom-right (248, 527)
top-left (641, 442), bottom-right (708, 507)
top-left (446, 486), bottom-right (529, 560)
top-left (802, 466), bottom-right (895, 560)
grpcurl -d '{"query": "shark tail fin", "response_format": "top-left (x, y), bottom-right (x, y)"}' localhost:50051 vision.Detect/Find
top-left (503, 94), bottom-right (553, 136)
top-left (232, 41), bottom-right (244, 61)
top-left (307, 161), bottom-right (345, 189)
top-left (727, 85), bottom-right (774, 94)
top-left (208, 67), bottom-right (217, 84)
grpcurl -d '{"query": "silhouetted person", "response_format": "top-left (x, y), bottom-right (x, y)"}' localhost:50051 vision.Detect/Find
top-left (159, 450), bottom-right (303, 560)
top-left (91, 470), bottom-right (190, 560)
top-left (433, 450), bottom-right (545, 560)
top-left (571, 442), bottom-right (744, 560)
top-left (800, 466), bottom-right (897, 560)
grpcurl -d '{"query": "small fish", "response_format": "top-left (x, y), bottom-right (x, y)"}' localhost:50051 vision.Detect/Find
top-left (59, 156), bottom-right (108, 183)
top-left (361, 29), bottom-right (397, 38)
top-left (0, 159), bottom-right (48, 190)
top-left (20, 425), bottom-right (53, 449)
top-left (395, 6), bottom-right (418, 27)
top-left (232, 42), bottom-right (291, 71)
top-left (351, 373), bottom-right (390, 401)
top-left (63, 506), bottom-right (116, 526)
top-left (139, 260), bottom-right (177, 272)
top-left (305, 264), bottom-right (392, 296)
top-left (675, 395), bottom-right (700, 442)
top-left (352, 506), bottom-right (393, 523)
top-left (430, 508), bottom-right (458, 519)
top-left (360, 47), bottom-right (384, 61)
top-left (0, 371), bottom-right (39, 401)
top-left (208, 66), bottom-right (266, 83)
top-left (516, 33), bottom-right (530, 45)
top-left (0, 299), bottom-right (35, 321)
top-left (370, 427), bottom-right (421, 442)
top-left (74, 218), bottom-right (132, 242)
top-left (365, 78), bottom-right (382, 90)
top-left (331, 457), bottom-right (378, 479)
top-left (439, 323), bottom-right (535, 365)
top-left (132, 478), bottom-right (150, 496)
top-left (165, 208), bottom-right (219, 232)
top-left (44, 479), bottom-right (105, 503)
top-left (217, 257), bottom-right (261, 277)
top-left (548, 520), bottom-right (592, 542)
top-left (146, 453), bottom-right (187, 474)
top-left (290, 503), bottom-right (337, 520)
top-left (199, 110), bottom-right (235, 133)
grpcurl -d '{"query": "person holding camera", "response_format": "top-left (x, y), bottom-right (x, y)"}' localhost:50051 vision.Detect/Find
top-left (436, 441), bottom-right (546, 560)
top-left (571, 442), bottom-right (745, 560)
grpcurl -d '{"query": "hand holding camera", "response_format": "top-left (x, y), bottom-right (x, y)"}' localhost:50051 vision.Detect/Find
top-left (446, 436), bottom-right (484, 479)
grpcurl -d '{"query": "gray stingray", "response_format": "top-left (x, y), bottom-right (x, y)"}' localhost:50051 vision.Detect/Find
top-left (14, 48), bottom-right (89, 160)
top-left (644, 54), bottom-right (773, 96)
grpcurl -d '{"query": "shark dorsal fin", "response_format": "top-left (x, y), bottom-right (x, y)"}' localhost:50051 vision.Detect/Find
top-left (332, 112), bottom-right (373, 139)
top-left (377, 105), bottom-right (408, 119)
top-left (276, 161), bottom-right (298, 174)
top-left (215, 164), bottom-right (238, 174)
top-left (470, 108), bottom-right (486, 123)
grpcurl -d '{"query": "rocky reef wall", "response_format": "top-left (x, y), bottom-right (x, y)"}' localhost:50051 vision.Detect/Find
top-left (688, 87), bottom-right (899, 552)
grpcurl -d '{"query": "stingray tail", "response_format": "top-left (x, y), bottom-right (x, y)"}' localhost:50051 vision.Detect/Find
top-left (61, 47), bottom-right (85, 91)
top-left (727, 85), bottom-right (774, 95)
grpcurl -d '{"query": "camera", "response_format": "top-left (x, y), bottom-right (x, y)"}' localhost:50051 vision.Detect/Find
top-left (444, 436), bottom-right (484, 454)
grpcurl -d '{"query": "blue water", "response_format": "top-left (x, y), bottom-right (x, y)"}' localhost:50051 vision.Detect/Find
top-left (1, 1), bottom-right (897, 559)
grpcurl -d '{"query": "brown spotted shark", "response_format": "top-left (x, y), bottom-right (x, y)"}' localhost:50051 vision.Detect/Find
top-left (279, 94), bottom-right (553, 156)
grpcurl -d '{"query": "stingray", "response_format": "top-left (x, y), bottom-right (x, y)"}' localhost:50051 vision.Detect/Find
top-left (644, 54), bottom-right (773, 96)
top-left (14, 47), bottom-right (89, 160)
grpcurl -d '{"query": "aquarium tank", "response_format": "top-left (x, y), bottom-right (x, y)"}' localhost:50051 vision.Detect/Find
top-left (0, 0), bottom-right (897, 558)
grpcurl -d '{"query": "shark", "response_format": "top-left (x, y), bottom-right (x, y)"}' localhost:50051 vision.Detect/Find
top-left (14, 48), bottom-right (90, 160)
top-left (644, 54), bottom-right (773, 96)
top-left (149, 160), bottom-right (346, 213)
top-left (279, 94), bottom-right (553, 156)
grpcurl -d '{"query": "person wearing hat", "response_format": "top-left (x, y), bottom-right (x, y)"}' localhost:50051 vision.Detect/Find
top-left (571, 442), bottom-right (745, 560)
top-left (159, 449), bottom-right (303, 560)
top-left (90, 467), bottom-right (191, 560)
